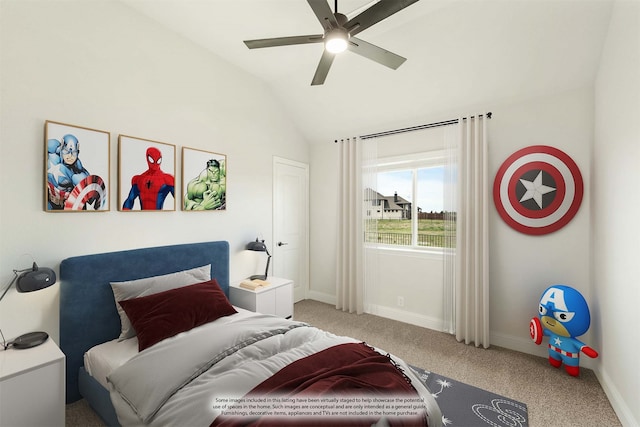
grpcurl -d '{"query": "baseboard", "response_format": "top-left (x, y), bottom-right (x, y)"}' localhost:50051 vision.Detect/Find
top-left (594, 366), bottom-right (638, 427)
top-left (365, 304), bottom-right (444, 331)
top-left (305, 290), bottom-right (335, 306)
top-left (484, 331), bottom-right (637, 426)
top-left (303, 295), bottom-right (443, 330)
top-left (490, 331), bottom-right (598, 370)
top-left (490, 331), bottom-right (547, 357)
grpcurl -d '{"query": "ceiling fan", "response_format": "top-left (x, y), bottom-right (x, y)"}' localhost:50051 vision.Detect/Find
top-left (243, 0), bottom-right (420, 86)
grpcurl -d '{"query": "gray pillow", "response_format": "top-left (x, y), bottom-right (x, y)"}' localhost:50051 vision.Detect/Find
top-left (110, 264), bottom-right (211, 340)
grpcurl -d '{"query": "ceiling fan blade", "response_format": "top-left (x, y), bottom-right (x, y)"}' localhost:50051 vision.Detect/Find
top-left (244, 35), bottom-right (323, 49)
top-left (311, 50), bottom-right (336, 86)
top-left (348, 37), bottom-right (406, 69)
top-left (307, 0), bottom-right (339, 31)
top-left (345, 0), bottom-right (420, 37)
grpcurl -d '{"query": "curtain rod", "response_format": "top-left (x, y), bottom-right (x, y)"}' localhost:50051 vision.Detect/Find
top-left (345, 112), bottom-right (492, 142)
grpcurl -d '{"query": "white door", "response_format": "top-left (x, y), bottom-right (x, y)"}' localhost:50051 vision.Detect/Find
top-left (273, 157), bottom-right (309, 303)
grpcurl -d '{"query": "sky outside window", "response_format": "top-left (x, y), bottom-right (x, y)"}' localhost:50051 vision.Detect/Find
top-left (377, 166), bottom-right (444, 213)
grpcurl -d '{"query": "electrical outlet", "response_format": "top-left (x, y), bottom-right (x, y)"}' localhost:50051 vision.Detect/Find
top-left (397, 296), bottom-right (404, 307)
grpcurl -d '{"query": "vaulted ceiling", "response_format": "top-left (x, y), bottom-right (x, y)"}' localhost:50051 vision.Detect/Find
top-left (120, 0), bottom-right (614, 144)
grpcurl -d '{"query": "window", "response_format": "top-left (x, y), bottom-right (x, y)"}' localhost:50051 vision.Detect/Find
top-left (365, 151), bottom-right (448, 249)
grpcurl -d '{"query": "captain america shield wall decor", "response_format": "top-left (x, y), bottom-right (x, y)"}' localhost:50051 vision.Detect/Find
top-left (493, 145), bottom-right (583, 235)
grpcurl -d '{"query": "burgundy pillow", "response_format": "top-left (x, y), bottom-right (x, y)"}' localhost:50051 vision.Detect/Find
top-left (118, 279), bottom-right (237, 351)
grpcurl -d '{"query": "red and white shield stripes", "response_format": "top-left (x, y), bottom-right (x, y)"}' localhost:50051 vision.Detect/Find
top-left (493, 145), bottom-right (583, 235)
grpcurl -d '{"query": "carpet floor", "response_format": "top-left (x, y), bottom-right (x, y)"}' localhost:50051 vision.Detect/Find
top-left (293, 300), bottom-right (620, 427)
top-left (65, 299), bottom-right (621, 427)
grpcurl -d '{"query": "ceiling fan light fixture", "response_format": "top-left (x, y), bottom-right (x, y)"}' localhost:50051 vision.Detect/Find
top-left (324, 28), bottom-right (349, 53)
top-left (242, 0), bottom-right (420, 85)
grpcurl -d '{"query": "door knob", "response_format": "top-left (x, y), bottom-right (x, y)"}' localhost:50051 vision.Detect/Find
top-left (277, 242), bottom-right (288, 246)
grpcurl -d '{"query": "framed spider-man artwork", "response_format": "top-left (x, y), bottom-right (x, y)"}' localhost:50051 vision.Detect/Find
top-left (118, 135), bottom-right (176, 211)
top-left (44, 120), bottom-right (110, 212)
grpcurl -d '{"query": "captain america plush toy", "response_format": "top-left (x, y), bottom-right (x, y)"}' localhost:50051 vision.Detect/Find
top-left (530, 285), bottom-right (598, 376)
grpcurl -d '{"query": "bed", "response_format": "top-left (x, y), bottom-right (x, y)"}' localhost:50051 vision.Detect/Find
top-left (59, 241), bottom-right (442, 427)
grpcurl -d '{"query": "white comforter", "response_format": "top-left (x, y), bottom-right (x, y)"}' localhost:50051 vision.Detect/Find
top-left (107, 310), bottom-right (442, 427)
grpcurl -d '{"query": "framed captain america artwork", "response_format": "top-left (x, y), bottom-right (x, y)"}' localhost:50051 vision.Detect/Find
top-left (45, 120), bottom-right (110, 212)
top-left (493, 145), bottom-right (583, 235)
top-left (118, 135), bottom-right (176, 211)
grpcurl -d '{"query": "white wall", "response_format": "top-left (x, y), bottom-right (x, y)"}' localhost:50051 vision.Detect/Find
top-left (488, 87), bottom-right (593, 358)
top-left (308, 142), bottom-right (340, 302)
top-left (365, 249), bottom-right (444, 330)
top-left (593, 1), bottom-right (640, 425)
top-left (310, 126), bottom-right (452, 329)
top-left (309, 4), bottom-right (640, 421)
top-left (311, 86), bottom-right (594, 355)
top-left (0, 0), bottom-right (309, 343)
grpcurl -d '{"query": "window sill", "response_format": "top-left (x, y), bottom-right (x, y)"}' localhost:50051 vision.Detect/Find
top-left (364, 244), bottom-right (444, 259)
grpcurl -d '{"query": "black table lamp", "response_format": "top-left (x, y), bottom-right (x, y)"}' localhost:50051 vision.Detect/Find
top-left (246, 238), bottom-right (271, 280)
top-left (0, 262), bottom-right (57, 349)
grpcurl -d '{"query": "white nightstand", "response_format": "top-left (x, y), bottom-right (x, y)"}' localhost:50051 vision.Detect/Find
top-left (0, 338), bottom-right (65, 427)
top-left (230, 276), bottom-right (294, 319)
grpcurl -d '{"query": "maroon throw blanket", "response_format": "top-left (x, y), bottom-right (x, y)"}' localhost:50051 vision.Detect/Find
top-left (211, 342), bottom-right (428, 427)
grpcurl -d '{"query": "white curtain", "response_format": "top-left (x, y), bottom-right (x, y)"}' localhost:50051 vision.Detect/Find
top-left (335, 137), bottom-right (377, 314)
top-left (443, 115), bottom-right (490, 348)
top-left (442, 125), bottom-right (458, 335)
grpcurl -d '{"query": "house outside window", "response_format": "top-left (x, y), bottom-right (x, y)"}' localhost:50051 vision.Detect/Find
top-left (365, 150), bottom-right (449, 249)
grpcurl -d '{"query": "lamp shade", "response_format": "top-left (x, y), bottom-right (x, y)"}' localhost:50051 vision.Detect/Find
top-left (246, 238), bottom-right (267, 252)
top-left (0, 262), bottom-right (57, 303)
top-left (16, 263), bottom-right (56, 293)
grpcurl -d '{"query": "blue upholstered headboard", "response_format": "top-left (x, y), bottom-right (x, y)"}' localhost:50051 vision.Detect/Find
top-left (59, 241), bottom-right (230, 403)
